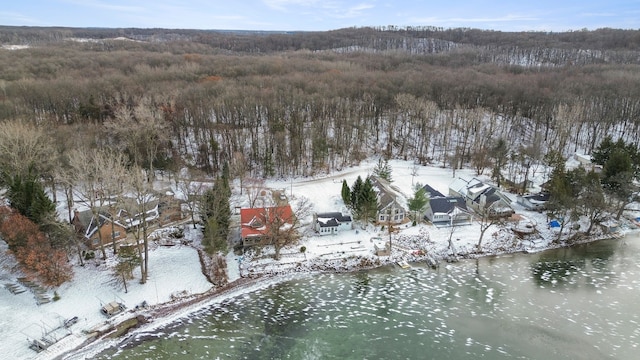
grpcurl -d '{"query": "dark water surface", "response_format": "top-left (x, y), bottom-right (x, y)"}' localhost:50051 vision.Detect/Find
top-left (97, 235), bottom-right (640, 359)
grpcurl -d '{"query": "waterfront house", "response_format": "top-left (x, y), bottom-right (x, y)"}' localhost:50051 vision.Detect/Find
top-left (313, 212), bottom-right (353, 235)
top-left (240, 205), bottom-right (294, 247)
top-left (424, 196), bottom-right (472, 225)
top-left (72, 208), bottom-right (128, 250)
top-left (448, 177), bottom-right (514, 219)
top-left (371, 176), bottom-right (407, 225)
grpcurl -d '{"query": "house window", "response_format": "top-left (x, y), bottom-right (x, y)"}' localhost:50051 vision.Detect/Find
top-left (92, 238), bottom-right (99, 246)
top-left (380, 215), bottom-right (386, 221)
top-left (112, 231), bottom-right (121, 239)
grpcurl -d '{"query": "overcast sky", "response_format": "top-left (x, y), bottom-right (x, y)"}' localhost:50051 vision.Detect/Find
top-left (1, 1), bottom-right (639, 32)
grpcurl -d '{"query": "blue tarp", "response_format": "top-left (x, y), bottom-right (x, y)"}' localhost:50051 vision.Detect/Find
top-left (549, 220), bottom-right (561, 228)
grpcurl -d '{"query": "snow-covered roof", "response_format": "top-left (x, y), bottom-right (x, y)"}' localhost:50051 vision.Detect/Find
top-left (317, 217), bottom-right (340, 227)
top-left (574, 153), bottom-right (593, 164)
top-left (448, 177), bottom-right (471, 195)
top-left (520, 193), bottom-right (550, 203)
top-left (240, 205), bottom-right (294, 239)
top-left (371, 176), bottom-right (407, 212)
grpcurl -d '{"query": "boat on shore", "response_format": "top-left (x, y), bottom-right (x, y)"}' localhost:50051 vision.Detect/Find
top-left (396, 260), bottom-right (411, 269)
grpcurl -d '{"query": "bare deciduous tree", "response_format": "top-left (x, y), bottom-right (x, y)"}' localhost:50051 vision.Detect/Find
top-left (106, 96), bottom-right (169, 181)
top-left (231, 151), bottom-right (249, 195)
top-left (244, 177), bottom-right (266, 208)
top-left (261, 196), bottom-right (312, 260)
top-left (121, 165), bottom-right (155, 284)
top-left (175, 168), bottom-right (209, 229)
top-left (67, 148), bottom-right (127, 259)
top-left (0, 121), bottom-right (56, 186)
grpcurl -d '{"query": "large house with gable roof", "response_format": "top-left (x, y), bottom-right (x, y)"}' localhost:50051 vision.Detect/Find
top-left (240, 205), bottom-right (294, 247)
top-left (72, 208), bottom-right (128, 250)
top-left (370, 176), bottom-right (407, 225)
top-left (449, 177), bottom-right (514, 219)
top-left (421, 183), bottom-right (472, 225)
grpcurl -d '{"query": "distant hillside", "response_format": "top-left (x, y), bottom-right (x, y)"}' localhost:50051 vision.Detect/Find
top-left (1, 26), bottom-right (639, 66)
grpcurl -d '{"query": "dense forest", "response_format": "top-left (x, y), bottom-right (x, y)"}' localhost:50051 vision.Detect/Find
top-left (1, 26), bottom-right (640, 179)
top-left (1, 25), bottom-right (639, 284)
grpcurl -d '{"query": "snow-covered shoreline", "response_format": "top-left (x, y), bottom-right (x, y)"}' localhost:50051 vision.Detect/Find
top-left (60, 225), bottom-right (634, 360)
top-left (3, 159), bottom-right (637, 359)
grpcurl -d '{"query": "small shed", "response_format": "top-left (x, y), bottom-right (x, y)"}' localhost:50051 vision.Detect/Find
top-left (372, 236), bottom-right (390, 256)
top-left (101, 301), bottom-right (126, 317)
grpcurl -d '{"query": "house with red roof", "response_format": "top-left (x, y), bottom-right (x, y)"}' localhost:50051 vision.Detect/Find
top-left (240, 205), bottom-right (294, 247)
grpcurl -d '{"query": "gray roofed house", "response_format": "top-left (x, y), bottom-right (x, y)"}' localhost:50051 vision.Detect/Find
top-left (313, 212), bottom-right (353, 235)
top-left (448, 177), bottom-right (514, 219)
top-left (116, 197), bottom-right (160, 230)
top-left (371, 176), bottom-right (407, 225)
top-left (424, 196), bottom-right (472, 225)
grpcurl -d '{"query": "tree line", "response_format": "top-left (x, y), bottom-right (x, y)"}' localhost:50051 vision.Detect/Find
top-left (3, 26), bottom-right (640, 52)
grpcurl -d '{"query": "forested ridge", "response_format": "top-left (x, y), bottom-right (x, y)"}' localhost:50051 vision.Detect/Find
top-left (1, 26), bottom-right (639, 179)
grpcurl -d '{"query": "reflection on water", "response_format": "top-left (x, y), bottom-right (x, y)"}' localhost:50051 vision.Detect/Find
top-left (98, 235), bottom-right (640, 360)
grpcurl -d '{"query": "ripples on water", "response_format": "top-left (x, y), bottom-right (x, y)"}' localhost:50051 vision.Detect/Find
top-left (99, 237), bottom-right (640, 360)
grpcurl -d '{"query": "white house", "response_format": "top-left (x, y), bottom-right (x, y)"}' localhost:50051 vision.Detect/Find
top-left (313, 212), bottom-right (353, 235)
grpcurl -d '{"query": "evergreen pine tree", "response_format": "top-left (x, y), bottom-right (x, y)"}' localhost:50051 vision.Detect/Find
top-left (489, 138), bottom-right (509, 188)
top-left (373, 158), bottom-right (393, 182)
top-left (592, 137), bottom-right (640, 219)
top-left (341, 179), bottom-right (351, 207)
top-left (350, 175), bottom-right (363, 209)
top-left (200, 177), bottom-right (231, 254)
top-left (407, 185), bottom-right (428, 222)
top-left (355, 176), bottom-right (378, 225)
top-left (6, 172), bottom-right (55, 225)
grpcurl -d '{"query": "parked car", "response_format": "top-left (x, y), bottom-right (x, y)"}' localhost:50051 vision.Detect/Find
top-left (64, 316), bottom-right (79, 328)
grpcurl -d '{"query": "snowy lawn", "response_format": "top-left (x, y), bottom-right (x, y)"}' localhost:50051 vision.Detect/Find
top-left (0, 232), bottom-right (212, 360)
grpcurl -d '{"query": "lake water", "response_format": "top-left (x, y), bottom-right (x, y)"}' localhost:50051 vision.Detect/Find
top-left (97, 234), bottom-right (640, 360)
